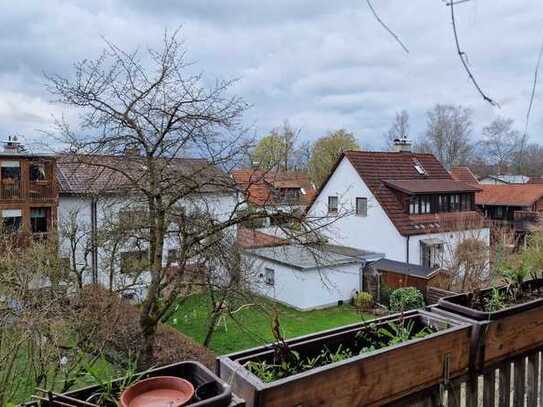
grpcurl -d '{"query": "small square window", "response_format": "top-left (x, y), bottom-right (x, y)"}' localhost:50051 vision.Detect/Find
top-left (328, 196), bottom-right (338, 214)
top-left (356, 197), bottom-right (367, 217)
top-left (265, 268), bottom-right (275, 286)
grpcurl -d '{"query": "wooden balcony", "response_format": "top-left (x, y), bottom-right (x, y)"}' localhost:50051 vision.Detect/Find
top-left (29, 181), bottom-right (55, 200)
top-left (0, 181), bottom-right (21, 200)
top-left (513, 210), bottom-right (543, 232)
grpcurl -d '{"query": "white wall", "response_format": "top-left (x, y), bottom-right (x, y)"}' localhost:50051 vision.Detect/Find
top-left (248, 255), bottom-right (362, 311)
top-left (307, 157), bottom-right (406, 261)
top-left (306, 156), bottom-right (491, 268)
top-left (58, 190), bottom-right (239, 297)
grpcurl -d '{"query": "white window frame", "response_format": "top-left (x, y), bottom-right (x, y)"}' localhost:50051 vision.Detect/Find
top-left (264, 267), bottom-right (275, 286)
top-left (355, 197), bottom-right (368, 217)
top-left (328, 196), bottom-right (338, 214)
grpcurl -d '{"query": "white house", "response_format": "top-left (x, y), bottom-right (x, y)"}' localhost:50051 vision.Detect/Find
top-left (244, 243), bottom-right (382, 311)
top-left (306, 144), bottom-right (490, 270)
top-left (56, 154), bottom-right (240, 298)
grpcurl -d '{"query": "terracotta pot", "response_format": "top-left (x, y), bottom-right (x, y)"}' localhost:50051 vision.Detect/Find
top-left (120, 376), bottom-right (195, 407)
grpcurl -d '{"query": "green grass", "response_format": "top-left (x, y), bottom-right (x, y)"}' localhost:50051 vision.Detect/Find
top-left (167, 294), bottom-right (374, 355)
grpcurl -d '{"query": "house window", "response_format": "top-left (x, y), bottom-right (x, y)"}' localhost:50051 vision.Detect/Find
top-left (421, 241), bottom-right (444, 269)
top-left (30, 163), bottom-right (47, 182)
top-left (167, 249), bottom-right (179, 264)
top-left (356, 197), bottom-right (368, 217)
top-left (450, 194), bottom-right (460, 211)
top-left (31, 208), bottom-right (49, 233)
top-left (265, 268), bottom-right (275, 286)
top-left (121, 250), bottom-right (149, 274)
top-left (1, 161), bottom-right (20, 181)
top-left (409, 196), bottom-right (419, 215)
top-left (328, 196), bottom-right (338, 214)
top-left (2, 209), bottom-right (22, 233)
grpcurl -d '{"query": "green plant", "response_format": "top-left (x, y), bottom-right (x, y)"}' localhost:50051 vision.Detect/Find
top-left (379, 283), bottom-right (394, 307)
top-left (485, 287), bottom-right (506, 312)
top-left (499, 259), bottom-right (530, 301)
top-left (389, 287), bottom-right (425, 312)
top-left (378, 320), bottom-right (434, 346)
top-left (82, 356), bottom-right (141, 406)
top-left (322, 345), bottom-right (353, 364)
top-left (245, 360), bottom-right (278, 383)
top-left (353, 292), bottom-right (374, 311)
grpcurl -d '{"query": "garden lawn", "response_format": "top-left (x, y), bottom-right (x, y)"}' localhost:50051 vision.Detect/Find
top-left (167, 294), bottom-right (374, 355)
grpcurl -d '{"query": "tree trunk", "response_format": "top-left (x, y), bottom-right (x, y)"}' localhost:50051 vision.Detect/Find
top-left (203, 309), bottom-right (222, 347)
top-left (139, 314), bottom-right (157, 369)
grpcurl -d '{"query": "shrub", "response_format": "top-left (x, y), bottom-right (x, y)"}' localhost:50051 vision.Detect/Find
top-left (379, 283), bottom-right (394, 307)
top-left (389, 287), bottom-right (425, 312)
top-left (353, 291), bottom-right (374, 311)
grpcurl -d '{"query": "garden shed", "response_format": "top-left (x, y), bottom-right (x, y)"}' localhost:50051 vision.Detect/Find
top-left (364, 258), bottom-right (449, 302)
top-left (244, 243), bottom-right (382, 311)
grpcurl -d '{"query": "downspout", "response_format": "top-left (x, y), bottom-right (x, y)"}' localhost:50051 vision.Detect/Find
top-left (406, 235), bottom-right (410, 264)
top-left (91, 197), bottom-right (98, 284)
top-left (359, 259), bottom-right (367, 292)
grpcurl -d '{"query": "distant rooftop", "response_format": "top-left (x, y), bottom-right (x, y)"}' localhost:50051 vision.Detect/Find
top-left (480, 175), bottom-right (530, 184)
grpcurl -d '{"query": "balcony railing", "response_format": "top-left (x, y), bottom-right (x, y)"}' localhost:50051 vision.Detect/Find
top-left (0, 181), bottom-right (21, 200)
top-left (29, 181), bottom-right (55, 200)
top-left (513, 210), bottom-right (543, 223)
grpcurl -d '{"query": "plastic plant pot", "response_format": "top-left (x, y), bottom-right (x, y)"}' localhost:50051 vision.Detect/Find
top-left (120, 376), bottom-right (195, 407)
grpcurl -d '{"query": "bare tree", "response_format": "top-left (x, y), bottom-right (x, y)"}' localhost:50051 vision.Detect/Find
top-left (46, 30), bottom-right (331, 367)
top-left (384, 110), bottom-right (410, 149)
top-left (416, 104), bottom-right (473, 169)
top-left (480, 117), bottom-right (521, 175)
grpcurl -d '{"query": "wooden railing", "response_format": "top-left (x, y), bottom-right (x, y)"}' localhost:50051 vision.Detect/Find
top-left (0, 181), bottom-right (21, 199)
top-left (386, 347), bottom-right (542, 406)
top-left (514, 210), bottom-right (543, 223)
top-left (29, 181), bottom-right (55, 200)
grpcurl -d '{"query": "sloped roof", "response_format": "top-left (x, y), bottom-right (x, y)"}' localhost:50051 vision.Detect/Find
top-left (236, 226), bottom-right (287, 249)
top-left (450, 167), bottom-right (479, 185)
top-left (245, 244), bottom-right (377, 271)
top-left (476, 184), bottom-right (543, 207)
top-left (338, 151), bottom-right (485, 235)
top-left (481, 175), bottom-right (530, 184)
top-left (384, 179), bottom-right (480, 194)
top-left (372, 258), bottom-right (437, 279)
top-left (57, 154), bottom-right (232, 195)
top-left (231, 169), bottom-right (317, 207)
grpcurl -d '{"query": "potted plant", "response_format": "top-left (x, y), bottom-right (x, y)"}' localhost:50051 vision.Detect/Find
top-left (218, 310), bottom-right (471, 407)
top-left (25, 361), bottom-right (243, 407)
top-left (437, 257), bottom-right (543, 365)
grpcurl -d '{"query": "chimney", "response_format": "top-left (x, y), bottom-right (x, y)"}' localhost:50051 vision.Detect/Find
top-left (3, 136), bottom-right (23, 153)
top-left (392, 136), bottom-right (412, 153)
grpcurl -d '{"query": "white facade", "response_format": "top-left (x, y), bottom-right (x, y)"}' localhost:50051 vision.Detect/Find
top-left (58, 191), bottom-right (239, 297)
top-left (307, 156), bottom-right (490, 267)
top-left (248, 255), bottom-right (363, 311)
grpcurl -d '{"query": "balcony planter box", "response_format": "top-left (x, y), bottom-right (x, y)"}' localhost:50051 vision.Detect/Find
top-left (437, 278), bottom-right (543, 366)
top-left (24, 361), bottom-right (244, 407)
top-left (217, 310), bottom-right (471, 407)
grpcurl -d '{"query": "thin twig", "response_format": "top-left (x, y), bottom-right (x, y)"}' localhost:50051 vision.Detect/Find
top-left (366, 0), bottom-right (409, 54)
top-left (448, 0), bottom-right (499, 106)
top-left (525, 30), bottom-right (543, 136)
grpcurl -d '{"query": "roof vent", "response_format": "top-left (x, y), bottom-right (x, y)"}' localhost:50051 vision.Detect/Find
top-left (392, 136), bottom-right (412, 153)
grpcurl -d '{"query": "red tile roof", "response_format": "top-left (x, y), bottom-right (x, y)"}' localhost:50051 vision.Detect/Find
top-left (528, 177), bottom-right (543, 185)
top-left (476, 184), bottom-right (543, 207)
top-left (236, 226), bottom-right (287, 248)
top-left (450, 167), bottom-right (479, 185)
top-left (318, 151), bottom-right (485, 236)
top-left (231, 169), bottom-right (316, 207)
top-left (384, 179), bottom-right (480, 194)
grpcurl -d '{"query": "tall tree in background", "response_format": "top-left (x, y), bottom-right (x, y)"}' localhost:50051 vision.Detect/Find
top-left (416, 104), bottom-right (473, 169)
top-left (251, 121), bottom-right (302, 171)
top-left (308, 129), bottom-right (360, 187)
top-left (479, 117), bottom-right (521, 175)
top-left (384, 110), bottom-right (410, 149)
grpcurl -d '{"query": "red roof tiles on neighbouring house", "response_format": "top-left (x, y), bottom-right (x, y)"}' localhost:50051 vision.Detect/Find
top-left (236, 226), bottom-right (287, 249)
top-left (231, 169), bottom-right (317, 207)
top-left (450, 167), bottom-right (480, 185)
top-left (476, 184), bottom-right (543, 207)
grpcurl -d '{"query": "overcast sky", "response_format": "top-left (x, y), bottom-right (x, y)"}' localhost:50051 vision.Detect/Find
top-left (1, 1), bottom-right (542, 150)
